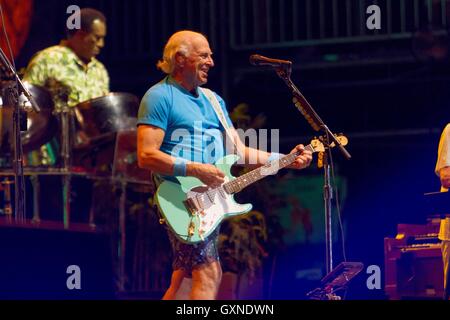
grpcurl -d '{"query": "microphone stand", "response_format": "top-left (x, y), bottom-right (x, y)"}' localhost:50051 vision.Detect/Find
top-left (273, 64), bottom-right (352, 279)
top-left (274, 66), bottom-right (351, 161)
top-left (0, 47), bottom-right (40, 223)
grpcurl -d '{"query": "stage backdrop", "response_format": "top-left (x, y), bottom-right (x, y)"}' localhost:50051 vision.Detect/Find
top-left (0, 0), bottom-right (33, 59)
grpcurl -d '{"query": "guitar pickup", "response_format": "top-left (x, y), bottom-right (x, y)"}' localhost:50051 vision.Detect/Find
top-left (183, 197), bottom-right (200, 216)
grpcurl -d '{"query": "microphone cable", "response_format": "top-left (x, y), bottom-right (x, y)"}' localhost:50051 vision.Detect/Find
top-left (326, 130), bottom-right (348, 263)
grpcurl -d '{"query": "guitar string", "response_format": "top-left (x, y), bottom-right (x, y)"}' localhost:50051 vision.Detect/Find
top-left (190, 144), bottom-right (315, 207)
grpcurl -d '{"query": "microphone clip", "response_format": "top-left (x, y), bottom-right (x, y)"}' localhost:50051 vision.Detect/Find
top-left (249, 54), bottom-right (292, 75)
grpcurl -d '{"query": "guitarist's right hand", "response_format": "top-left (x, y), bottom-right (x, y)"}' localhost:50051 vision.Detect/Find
top-left (187, 163), bottom-right (225, 187)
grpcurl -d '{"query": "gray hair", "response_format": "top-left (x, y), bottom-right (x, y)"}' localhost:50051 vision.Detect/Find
top-left (157, 30), bottom-right (206, 74)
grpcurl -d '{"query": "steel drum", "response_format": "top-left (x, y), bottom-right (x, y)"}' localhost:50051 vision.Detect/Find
top-left (22, 83), bottom-right (59, 152)
top-left (0, 83), bottom-right (58, 155)
top-left (74, 93), bottom-right (139, 149)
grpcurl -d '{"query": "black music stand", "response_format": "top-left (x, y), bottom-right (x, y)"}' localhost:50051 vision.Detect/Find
top-left (423, 191), bottom-right (450, 216)
top-left (306, 262), bottom-right (364, 300)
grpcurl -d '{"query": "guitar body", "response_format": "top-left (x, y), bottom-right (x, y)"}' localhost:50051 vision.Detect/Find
top-left (154, 137), bottom-right (346, 244)
top-left (155, 154), bottom-right (252, 244)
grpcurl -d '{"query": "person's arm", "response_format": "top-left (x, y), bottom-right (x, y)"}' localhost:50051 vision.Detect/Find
top-left (99, 63), bottom-right (110, 94)
top-left (440, 167), bottom-right (450, 189)
top-left (215, 93), bottom-right (312, 170)
top-left (436, 124), bottom-right (450, 190)
top-left (137, 124), bottom-right (225, 186)
top-left (227, 127), bottom-right (312, 170)
top-left (22, 52), bottom-right (49, 86)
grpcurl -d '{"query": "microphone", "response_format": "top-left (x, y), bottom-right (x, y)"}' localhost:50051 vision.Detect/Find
top-left (249, 54), bottom-right (292, 68)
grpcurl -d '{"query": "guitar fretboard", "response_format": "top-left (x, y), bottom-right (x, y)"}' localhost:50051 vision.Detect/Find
top-left (223, 144), bottom-right (315, 194)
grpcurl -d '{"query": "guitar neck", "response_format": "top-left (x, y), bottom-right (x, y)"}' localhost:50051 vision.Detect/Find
top-left (223, 144), bottom-right (315, 194)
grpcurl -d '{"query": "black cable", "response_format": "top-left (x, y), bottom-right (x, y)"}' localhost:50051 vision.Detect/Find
top-left (326, 131), bottom-right (348, 262)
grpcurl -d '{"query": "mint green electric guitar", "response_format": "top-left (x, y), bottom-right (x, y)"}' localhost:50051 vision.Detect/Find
top-left (155, 137), bottom-right (344, 244)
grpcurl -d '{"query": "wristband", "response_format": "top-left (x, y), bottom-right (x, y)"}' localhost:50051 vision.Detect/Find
top-left (267, 152), bottom-right (284, 163)
top-left (173, 157), bottom-right (188, 176)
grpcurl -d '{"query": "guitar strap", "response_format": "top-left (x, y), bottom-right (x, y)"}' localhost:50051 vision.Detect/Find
top-left (151, 87), bottom-right (240, 226)
top-left (200, 87), bottom-right (239, 156)
top-left (152, 88), bottom-right (238, 189)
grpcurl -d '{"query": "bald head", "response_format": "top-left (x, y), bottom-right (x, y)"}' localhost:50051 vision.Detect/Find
top-left (157, 30), bottom-right (209, 74)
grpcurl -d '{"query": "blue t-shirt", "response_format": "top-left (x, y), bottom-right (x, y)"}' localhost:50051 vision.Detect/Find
top-left (137, 76), bottom-right (233, 166)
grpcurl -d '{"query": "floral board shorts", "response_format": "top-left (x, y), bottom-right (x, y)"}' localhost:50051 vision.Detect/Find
top-left (152, 174), bottom-right (221, 276)
top-left (166, 226), bottom-right (221, 276)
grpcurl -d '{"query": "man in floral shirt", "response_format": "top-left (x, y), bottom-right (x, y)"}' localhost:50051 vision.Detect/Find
top-left (23, 7), bottom-right (109, 111)
top-left (21, 8), bottom-right (110, 223)
top-left (22, 7), bottom-right (109, 165)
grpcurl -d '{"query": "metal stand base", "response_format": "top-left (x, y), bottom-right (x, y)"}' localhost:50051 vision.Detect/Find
top-left (306, 262), bottom-right (364, 300)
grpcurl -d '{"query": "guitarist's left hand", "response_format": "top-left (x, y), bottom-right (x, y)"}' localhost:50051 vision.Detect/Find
top-left (287, 144), bottom-right (313, 170)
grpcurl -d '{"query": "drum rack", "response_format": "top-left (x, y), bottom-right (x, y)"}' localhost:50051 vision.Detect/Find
top-left (0, 168), bottom-right (153, 292)
top-left (1, 91), bottom-right (147, 292)
top-left (0, 168), bottom-right (91, 229)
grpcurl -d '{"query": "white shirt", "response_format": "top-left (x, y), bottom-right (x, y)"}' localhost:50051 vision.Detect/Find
top-left (435, 123), bottom-right (450, 241)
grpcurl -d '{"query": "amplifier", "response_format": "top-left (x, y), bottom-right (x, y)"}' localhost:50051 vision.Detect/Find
top-left (0, 220), bottom-right (115, 299)
top-left (385, 242), bottom-right (444, 299)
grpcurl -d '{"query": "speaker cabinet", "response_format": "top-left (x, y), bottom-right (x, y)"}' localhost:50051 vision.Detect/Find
top-left (385, 243), bottom-right (444, 300)
top-left (396, 249), bottom-right (444, 299)
top-left (0, 221), bottom-right (115, 299)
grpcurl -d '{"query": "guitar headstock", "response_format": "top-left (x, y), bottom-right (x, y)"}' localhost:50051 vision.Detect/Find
top-left (310, 134), bottom-right (348, 153)
top-left (310, 139), bottom-right (325, 153)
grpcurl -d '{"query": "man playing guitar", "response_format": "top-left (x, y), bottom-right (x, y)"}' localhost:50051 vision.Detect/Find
top-left (137, 30), bottom-right (312, 300)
